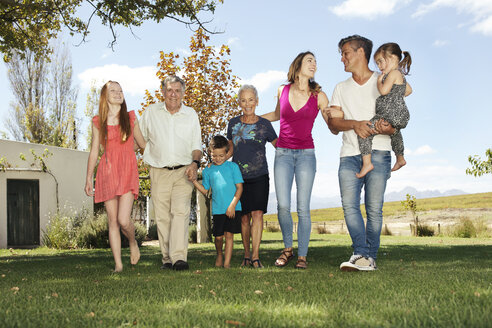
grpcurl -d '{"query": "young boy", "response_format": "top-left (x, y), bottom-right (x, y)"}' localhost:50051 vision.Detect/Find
top-left (193, 135), bottom-right (243, 268)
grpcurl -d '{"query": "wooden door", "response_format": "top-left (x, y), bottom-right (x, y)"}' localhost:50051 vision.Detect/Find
top-left (7, 179), bottom-right (40, 247)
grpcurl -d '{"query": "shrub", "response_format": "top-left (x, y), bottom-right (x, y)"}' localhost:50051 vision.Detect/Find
top-left (316, 225), bottom-right (330, 234)
top-left (381, 224), bottom-right (392, 236)
top-left (452, 217), bottom-right (477, 238)
top-left (148, 223), bottom-right (158, 240)
top-left (417, 224), bottom-right (434, 237)
top-left (189, 224), bottom-right (197, 243)
top-left (43, 213), bottom-right (77, 249)
top-left (76, 213), bottom-right (110, 248)
top-left (265, 224), bottom-right (280, 232)
top-left (76, 213), bottom-right (146, 248)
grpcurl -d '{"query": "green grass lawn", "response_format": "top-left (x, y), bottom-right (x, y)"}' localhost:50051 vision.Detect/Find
top-left (1, 233), bottom-right (491, 327)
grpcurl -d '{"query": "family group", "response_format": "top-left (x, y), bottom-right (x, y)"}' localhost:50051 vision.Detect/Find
top-left (84, 34), bottom-right (413, 273)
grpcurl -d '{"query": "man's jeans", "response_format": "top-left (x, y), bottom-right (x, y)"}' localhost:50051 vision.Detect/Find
top-left (338, 150), bottom-right (391, 259)
top-left (274, 147), bottom-right (316, 257)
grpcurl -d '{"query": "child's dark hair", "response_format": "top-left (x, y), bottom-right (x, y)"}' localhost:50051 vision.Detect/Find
top-left (210, 135), bottom-right (229, 152)
top-left (374, 42), bottom-right (412, 75)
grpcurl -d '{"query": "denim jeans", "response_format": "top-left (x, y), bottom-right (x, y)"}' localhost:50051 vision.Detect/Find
top-left (274, 147), bottom-right (316, 257)
top-left (338, 150), bottom-right (391, 259)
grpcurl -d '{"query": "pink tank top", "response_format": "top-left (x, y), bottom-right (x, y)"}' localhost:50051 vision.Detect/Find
top-left (276, 84), bottom-right (319, 149)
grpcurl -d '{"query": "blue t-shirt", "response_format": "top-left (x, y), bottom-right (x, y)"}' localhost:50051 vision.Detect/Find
top-left (202, 161), bottom-right (244, 215)
top-left (227, 116), bottom-right (277, 179)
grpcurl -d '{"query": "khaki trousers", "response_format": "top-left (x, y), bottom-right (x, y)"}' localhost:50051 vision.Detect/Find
top-left (150, 166), bottom-right (193, 264)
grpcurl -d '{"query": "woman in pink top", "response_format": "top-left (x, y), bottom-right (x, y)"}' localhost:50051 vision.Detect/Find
top-left (263, 52), bottom-right (329, 269)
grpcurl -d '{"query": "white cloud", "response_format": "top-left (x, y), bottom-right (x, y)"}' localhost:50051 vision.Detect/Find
top-left (240, 70), bottom-right (286, 93)
top-left (329, 0), bottom-right (411, 20)
top-left (470, 14), bottom-right (492, 35)
top-left (433, 39), bottom-right (450, 47)
top-left (78, 64), bottom-right (160, 96)
top-left (407, 145), bottom-right (436, 156)
top-left (412, 0), bottom-right (492, 36)
top-left (227, 37), bottom-right (240, 46)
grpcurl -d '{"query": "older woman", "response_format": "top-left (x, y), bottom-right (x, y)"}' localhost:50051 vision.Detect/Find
top-left (226, 85), bottom-right (277, 268)
top-left (262, 52), bottom-right (329, 269)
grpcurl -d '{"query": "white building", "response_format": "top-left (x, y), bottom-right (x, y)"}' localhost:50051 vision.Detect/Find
top-left (0, 140), bottom-right (92, 248)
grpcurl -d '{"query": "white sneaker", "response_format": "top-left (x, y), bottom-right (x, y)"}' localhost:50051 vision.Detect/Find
top-left (340, 254), bottom-right (374, 271)
top-left (368, 257), bottom-right (377, 270)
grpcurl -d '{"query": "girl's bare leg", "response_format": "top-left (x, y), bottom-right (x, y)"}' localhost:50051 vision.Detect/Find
top-left (105, 198), bottom-right (123, 272)
top-left (117, 192), bottom-right (140, 265)
top-left (392, 155), bottom-right (407, 172)
top-left (356, 154), bottom-right (374, 178)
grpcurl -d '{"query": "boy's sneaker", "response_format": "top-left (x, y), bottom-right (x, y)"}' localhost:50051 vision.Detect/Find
top-left (340, 254), bottom-right (374, 271)
top-left (368, 257), bottom-right (377, 270)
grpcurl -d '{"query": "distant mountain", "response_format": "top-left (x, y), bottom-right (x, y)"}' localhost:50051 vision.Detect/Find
top-left (384, 186), bottom-right (467, 202)
top-left (266, 187), bottom-right (468, 213)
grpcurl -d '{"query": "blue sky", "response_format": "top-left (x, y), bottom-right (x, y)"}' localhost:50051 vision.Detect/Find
top-left (1, 0), bottom-right (491, 201)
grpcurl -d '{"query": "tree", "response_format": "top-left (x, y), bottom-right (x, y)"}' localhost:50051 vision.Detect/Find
top-left (0, 0), bottom-right (223, 61)
top-left (4, 42), bottom-right (79, 148)
top-left (141, 28), bottom-right (241, 163)
top-left (466, 149), bottom-right (492, 177)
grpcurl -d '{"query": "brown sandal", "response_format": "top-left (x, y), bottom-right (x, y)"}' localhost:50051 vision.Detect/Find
top-left (294, 258), bottom-right (307, 269)
top-left (275, 249), bottom-right (294, 267)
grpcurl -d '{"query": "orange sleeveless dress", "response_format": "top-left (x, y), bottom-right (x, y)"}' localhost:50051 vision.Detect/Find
top-left (93, 110), bottom-right (139, 203)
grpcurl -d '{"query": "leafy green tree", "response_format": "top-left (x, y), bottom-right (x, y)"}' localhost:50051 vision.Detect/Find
top-left (466, 149), bottom-right (492, 177)
top-left (4, 43), bottom-right (79, 148)
top-left (141, 28), bottom-right (241, 164)
top-left (0, 0), bottom-right (223, 61)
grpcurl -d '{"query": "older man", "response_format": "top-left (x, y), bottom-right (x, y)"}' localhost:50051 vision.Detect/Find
top-left (140, 75), bottom-right (202, 271)
top-left (327, 35), bottom-right (406, 271)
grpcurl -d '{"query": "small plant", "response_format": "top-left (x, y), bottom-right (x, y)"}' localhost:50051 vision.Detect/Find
top-left (401, 194), bottom-right (418, 235)
top-left (451, 217), bottom-right (477, 238)
top-left (148, 223), bottom-right (158, 240)
top-left (416, 224), bottom-right (434, 237)
top-left (381, 224), bottom-right (392, 236)
top-left (189, 224), bottom-right (197, 243)
top-left (43, 213), bottom-right (77, 249)
top-left (316, 225), bottom-right (330, 234)
top-left (76, 213), bottom-right (110, 248)
top-left (265, 224), bottom-right (280, 233)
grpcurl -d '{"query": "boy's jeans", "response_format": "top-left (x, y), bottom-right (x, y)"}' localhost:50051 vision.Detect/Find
top-left (274, 147), bottom-right (316, 257)
top-left (338, 150), bottom-right (391, 259)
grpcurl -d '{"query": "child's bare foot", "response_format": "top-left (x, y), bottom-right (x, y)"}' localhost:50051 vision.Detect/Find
top-left (223, 263), bottom-right (230, 269)
top-left (113, 265), bottom-right (123, 273)
top-left (130, 241), bottom-right (140, 265)
top-left (215, 254), bottom-right (223, 267)
top-left (392, 158), bottom-right (406, 172)
top-left (356, 163), bottom-right (374, 178)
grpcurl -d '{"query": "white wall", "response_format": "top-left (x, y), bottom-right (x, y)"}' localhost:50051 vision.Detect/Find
top-left (0, 140), bottom-right (92, 248)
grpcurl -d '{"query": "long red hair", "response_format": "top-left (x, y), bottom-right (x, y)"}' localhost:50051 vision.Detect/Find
top-left (98, 81), bottom-right (131, 145)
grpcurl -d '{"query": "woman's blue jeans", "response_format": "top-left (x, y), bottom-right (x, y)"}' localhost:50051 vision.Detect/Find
top-left (338, 150), bottom-right (391, 259)
top-left (274, 147), bottom-right (316, 257)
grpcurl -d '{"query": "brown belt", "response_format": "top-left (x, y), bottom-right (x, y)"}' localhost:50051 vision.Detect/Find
top-left (163, 165), bottom-right (185, 170)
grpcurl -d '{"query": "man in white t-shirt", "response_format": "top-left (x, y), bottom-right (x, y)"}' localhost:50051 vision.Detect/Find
top-left (140, 75), bottom-right (202, 271)
top-left (326, 35), bottom-right (396, 271)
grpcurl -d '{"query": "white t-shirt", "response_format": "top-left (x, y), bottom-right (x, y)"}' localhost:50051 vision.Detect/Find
top-left (140, 102), bottom-right (202, 167)
top-left (330, 72), bottom-right (391, 157)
